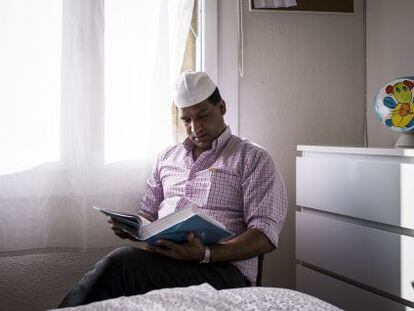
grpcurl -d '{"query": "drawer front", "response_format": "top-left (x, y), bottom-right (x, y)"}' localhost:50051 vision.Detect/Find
top-left (296, 212), bottom-right (414, 302)
top-left (296, 157), bottom-right (414, 230)
top-left (297, 265), bottom-right (413, 311)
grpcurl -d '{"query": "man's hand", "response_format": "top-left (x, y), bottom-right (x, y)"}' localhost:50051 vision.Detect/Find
top-left (108, 218), bottom-right (138, 241)
top-left (145, 232), bottom-right (205, 261)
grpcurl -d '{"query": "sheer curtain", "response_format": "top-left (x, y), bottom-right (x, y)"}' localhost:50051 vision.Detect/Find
top-left (0, 0), bottom-right (194, 251)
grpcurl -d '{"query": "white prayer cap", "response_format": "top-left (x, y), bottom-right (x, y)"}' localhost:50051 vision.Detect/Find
top-left (173, 71), bottom-right (217, 108)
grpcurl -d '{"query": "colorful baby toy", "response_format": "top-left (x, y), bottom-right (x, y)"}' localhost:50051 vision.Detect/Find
top-left (375, 77), bottom-right (414, 133)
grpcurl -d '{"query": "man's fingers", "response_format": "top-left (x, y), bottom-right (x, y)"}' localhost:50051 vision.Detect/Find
top-left (187, 232), bottom-right (194, 241)
top-left (111, 227), bottom-right (131, 239)
top-left (111, 227), bottom-right (129, 239)
top-left (187, 232), bottom-right (203, 246)
top-left (109, 221), bottom-right (139, 241)
top-left (109, 218), bottom-right (135, 234)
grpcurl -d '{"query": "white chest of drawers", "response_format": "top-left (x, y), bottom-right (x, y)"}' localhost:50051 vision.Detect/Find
top-left (295, 145), bottom-right (414, 311)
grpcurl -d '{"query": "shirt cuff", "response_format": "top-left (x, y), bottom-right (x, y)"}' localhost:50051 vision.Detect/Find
top-left (248, 219), bottom-right (280, 248)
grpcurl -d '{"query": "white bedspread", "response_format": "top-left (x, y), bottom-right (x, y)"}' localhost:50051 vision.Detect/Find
top-left (57, 283), bottom-right (342, 311)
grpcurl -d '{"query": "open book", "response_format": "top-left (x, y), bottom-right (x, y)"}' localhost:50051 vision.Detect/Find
top-left (93, 205), bottom-right (234, 245)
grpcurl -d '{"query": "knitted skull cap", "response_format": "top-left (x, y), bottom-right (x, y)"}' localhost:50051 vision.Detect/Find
top-left (173, 71), bottom-right (217, 108)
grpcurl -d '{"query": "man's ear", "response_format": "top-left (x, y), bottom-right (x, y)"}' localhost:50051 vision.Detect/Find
top-left (218, 100), bottom-right (226, 115)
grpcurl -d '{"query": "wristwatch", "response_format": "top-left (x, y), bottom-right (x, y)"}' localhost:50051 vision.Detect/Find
top-left (200, 246), bottom-right (211, 263)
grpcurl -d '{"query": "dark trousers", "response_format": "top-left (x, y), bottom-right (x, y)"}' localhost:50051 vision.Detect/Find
top-left (58, 246), bottom-right (250, 308)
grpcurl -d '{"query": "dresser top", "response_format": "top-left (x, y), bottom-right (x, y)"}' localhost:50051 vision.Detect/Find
top-left (297, 145), bottom-right (414, 157)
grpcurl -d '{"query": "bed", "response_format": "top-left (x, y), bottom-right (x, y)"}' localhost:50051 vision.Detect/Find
top-left (55, 283), bottom-right (342, 310)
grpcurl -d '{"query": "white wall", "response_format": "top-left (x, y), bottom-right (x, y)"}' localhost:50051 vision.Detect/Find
top-left (366, 0), bottom-right (414, 147)
top-left (218, 0), bottom-right (366, 288)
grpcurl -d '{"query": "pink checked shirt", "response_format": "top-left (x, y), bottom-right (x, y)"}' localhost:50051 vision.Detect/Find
top-left (139, 127), bottom-right (288, 284)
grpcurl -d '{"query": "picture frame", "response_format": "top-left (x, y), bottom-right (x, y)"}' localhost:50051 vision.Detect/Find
top-left (249, 0), bottom-right (354, 14)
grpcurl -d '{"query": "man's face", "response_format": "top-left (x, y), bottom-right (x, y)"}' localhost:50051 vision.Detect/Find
top-left (178, 99), bottom-right (226, 152)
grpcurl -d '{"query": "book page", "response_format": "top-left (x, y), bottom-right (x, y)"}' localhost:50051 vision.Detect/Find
top-left (137, 214), bottom-right (151, 226)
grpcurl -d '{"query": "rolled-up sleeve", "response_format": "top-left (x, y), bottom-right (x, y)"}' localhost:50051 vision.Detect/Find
top-left (242, 148), bottom-right (288, 248)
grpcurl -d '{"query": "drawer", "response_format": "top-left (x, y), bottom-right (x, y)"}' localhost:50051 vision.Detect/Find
top-left (296, 212), bottom-right (414, 303)
top-left (297, 265), bottom-right (413, 311)
top-left (296, 156), bottom-right (414, 230)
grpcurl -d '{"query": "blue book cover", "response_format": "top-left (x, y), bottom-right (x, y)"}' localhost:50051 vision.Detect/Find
top-left (143, 214), bottom-right (234, 245)
top-left (93, 205), bottom-right (234, 245)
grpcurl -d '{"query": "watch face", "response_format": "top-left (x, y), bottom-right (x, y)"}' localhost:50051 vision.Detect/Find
top-left (375, 77), bottom-right (414, 133)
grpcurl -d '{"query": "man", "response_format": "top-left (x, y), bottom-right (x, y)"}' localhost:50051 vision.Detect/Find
top-left (59, 71), bottom-right (287, 307)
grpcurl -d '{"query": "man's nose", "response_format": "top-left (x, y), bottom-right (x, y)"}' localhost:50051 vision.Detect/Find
top-left (190, 119), bottom-right (202, 134)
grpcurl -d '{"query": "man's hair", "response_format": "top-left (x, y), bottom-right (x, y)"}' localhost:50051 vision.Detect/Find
top-left (207, 87), bottom-right (222, 105)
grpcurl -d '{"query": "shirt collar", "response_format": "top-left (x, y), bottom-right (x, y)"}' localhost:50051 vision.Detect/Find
top-left (183, 126), bottom-right (232, 153)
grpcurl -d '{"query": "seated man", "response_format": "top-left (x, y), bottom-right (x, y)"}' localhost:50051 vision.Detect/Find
top-left (58, 71), bottom-right (288, 307)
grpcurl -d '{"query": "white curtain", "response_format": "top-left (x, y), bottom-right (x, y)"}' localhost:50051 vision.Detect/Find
top-left (0, 0), bottom-right (194, 251)
top-left (253, 0), bottom-right (297, 9)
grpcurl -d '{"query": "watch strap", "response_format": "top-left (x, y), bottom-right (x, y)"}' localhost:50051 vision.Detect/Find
top-left (200, 246), bottom-right (211, 263)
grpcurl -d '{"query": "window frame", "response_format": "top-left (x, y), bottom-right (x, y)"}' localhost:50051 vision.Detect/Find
top-left (201, 0), bottom-right (239, 135)
top-left (200, 0), bottom-right (218, 83)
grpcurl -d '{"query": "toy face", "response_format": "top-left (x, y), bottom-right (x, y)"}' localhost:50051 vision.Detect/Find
top-left (392, 82), bottom-right (412, 103)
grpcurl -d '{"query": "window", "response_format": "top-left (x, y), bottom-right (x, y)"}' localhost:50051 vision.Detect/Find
top-left (0, 0), bottom-right (61, 175)
top-left (0, 0), bottom-right (204, 251)
top-left (104, 0), bottom-right (201, 163)
top-left (0, 0), bottom-right (200, 173)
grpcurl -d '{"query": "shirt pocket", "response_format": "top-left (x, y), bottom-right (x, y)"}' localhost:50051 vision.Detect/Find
top-left (207, 169), bottom-right (242, 208)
